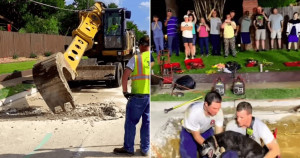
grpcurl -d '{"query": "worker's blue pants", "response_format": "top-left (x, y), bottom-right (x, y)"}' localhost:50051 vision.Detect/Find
top-left (180, 127), bottom-right (214, 158)
top-left (123, 95), bottom-right (150, 154)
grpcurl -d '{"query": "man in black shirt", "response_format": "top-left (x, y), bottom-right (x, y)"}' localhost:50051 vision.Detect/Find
top-left (253, 6), bottom-right (269, 52)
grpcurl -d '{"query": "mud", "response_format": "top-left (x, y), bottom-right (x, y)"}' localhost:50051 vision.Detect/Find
top-left (151, 114), bottom-right (300, 158)
top-left (0, 101), bottom-right (125, 121)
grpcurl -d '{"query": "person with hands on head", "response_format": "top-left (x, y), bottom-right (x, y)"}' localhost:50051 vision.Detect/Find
top-left (180, 91), bottom-right (224, 158)
top-left (181, 15), bottom-right (194, 60)
top-left (152, 15), bottom-right (164, 54)
top-left (188, 10), bottom-right (197, 58)
top-left (208, 9), bottom-right (222, 56)
top-left (113, 36), bottom-right (150, 157)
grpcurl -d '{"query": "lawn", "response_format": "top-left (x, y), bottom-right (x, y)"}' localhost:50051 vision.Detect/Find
top-left (0, 84), bottom-right (35, 100)
top-left (151, 88), bottom-right (300, 101)
top-left (0, 61), bottom-right (36, 75)
top-left (152, 49), bottom-right (300, 74)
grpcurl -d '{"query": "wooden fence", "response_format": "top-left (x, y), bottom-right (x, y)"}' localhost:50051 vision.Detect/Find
top-left (0, 31), bottom-right (72, 58)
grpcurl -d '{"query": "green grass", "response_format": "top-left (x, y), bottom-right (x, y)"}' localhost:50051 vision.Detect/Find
top-left (152, 49), bottom-right (300, 74)
top-left (0, 61), bottom-right (36, 75)
top-left (151, 88), bottom-right (300, 101)
top-left (0, 84), bottom-right (35, 100)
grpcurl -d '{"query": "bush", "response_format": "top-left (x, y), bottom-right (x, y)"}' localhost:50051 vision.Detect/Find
top-left (44, 52), bottom-right (52, 57)
top-left (13, 54), bottom-right (18, 59)
top-left (258, 0), bottom-right (296, 7)
top-left (29, 53), bottom-right (37, 58)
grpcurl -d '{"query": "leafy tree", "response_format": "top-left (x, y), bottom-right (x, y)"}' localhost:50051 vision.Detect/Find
top-left (108, 3), bottom-right (118, 8)
top-left (0, 0), bottom-right (64, 34)
top-left (127, 21), bottom-right (147, 41)
top-left (258, 0), bottom-right (296, 7)
top-left (72, 0), bottom-right (95, 10)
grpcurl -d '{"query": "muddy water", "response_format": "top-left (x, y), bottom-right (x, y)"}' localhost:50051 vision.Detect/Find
top-left (267, 115), bottom-right (300, 158)
top-left (152, 115), bottom-right (300, 158)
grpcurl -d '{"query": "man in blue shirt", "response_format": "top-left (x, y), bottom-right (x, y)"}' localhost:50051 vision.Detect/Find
top-left (164, 9), bottom-right (179, 56)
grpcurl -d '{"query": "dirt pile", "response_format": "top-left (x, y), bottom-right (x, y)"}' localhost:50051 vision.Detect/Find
top-left (151, 117), bottom-right (182, 158)
top-left (0, 101), bottom-right (125, 121)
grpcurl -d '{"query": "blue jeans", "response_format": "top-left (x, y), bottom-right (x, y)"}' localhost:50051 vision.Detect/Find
top-left (180, 127), bottom-right (214, 158)
top-left (154, 37), bottom-right (164, 54)
top-left (199, 37), bottom-right (209, 55)
top-left (124, 95), bottom-right (150, 153)
top-left (210, 34), bottom-right (221, 55)
top-left (168, 35), bottom-right (179, 56)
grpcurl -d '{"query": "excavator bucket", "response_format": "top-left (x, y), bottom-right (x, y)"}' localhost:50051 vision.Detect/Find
top-left (33, 52), bottom-right (76, 113)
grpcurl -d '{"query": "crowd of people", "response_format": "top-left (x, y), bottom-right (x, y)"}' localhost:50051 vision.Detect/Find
top-left (151, 6), bottom-right (300, 61)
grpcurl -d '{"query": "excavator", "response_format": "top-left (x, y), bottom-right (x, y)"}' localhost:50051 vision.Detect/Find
top-left (32, 2), bottom-right (136, 113)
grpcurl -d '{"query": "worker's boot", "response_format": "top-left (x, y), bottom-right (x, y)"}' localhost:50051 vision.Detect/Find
top-left (113, 147), bottom-right (134, 156)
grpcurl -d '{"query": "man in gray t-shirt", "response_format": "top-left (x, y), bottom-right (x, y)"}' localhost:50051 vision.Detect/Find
top-left (225, 102), bottom-right (280, 158)
top-left (239, 11), bottom-right (252, 51)
top-left (268, 8), bottom-right (283, 49)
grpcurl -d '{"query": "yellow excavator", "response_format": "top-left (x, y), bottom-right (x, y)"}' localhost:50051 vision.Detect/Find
top-left (32, 2), bottom-right (136, 113)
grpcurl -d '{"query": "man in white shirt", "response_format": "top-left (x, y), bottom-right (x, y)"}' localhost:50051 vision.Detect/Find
top-left (180, 91), bottom-right (224, 158)
top-left (226, 101), bottom-right (280, 158)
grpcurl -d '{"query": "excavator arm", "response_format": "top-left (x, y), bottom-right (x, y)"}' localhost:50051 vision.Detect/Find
top-left (32, 3), bottom-right (105, 113)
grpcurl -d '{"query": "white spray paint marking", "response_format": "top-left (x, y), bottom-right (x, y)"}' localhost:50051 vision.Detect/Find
top-left (72, 147), bottom-right (85, 158)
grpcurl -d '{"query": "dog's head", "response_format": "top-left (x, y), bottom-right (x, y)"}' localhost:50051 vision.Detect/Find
top-left (201, 136), bottom-right (220, 158)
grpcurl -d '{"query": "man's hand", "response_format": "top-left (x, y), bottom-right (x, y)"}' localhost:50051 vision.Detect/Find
top-left (123, 92), bottom-right (132, 100)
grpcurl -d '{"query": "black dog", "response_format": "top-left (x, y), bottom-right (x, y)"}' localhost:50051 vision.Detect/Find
top-left (201, 131), bottom-right (267, 158)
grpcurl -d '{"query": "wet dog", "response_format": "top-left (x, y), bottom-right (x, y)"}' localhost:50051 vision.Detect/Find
top-left (201, 131), bottom-right (267, 158)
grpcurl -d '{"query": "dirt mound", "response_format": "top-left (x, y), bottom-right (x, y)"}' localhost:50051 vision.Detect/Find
top-left (151, 117), bottom-right (182, 158)
top-left (0, 101), bottom-right (125, 121)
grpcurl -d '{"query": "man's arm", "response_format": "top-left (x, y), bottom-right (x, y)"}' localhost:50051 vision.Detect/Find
top-left (231, 22), bottom-right (237, 29)
top-left (215, 126), bottom-right (223, 134)
top-left (193, 12), bottom-right (197, 24)
top-left (268, 21), bottom-right (272, 32)
top-left (191, 130), bottom-right (206, 145)
top-left (122, 68), bottom-right (132, 93)
top-left (280, 20), bottom-right (283, 32)
top-left (164, 17), bottom-right (169, 27)
top-left (208, 9), bottom-right (214, 21)
top-left (253, 19), bottom-right (257, 30)
top-left (264, 139), bottom-right (280, 158)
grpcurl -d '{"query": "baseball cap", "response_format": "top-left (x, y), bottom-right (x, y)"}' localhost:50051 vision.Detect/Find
top-left (183, 15), bottom-right (188, 18)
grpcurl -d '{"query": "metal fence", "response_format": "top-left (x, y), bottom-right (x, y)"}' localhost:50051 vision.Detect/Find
top-left (0, 31), bottom-right (72, 58)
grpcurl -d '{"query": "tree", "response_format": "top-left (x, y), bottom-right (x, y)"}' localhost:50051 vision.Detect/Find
top-left (126, 21), bottom-right (147, 41)
top-left (258, 0), bottom-right (296, 7)
top-left (72, 0), bottom-right (95, 10)
top-left (108, 3), bottom-right (118, 8)
top-left (0, 0), bottom-right (65, 34)
top-left (193, 0), bottom-right (226, 21)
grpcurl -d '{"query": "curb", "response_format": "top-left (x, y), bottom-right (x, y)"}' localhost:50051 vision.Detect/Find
top-left (0, 88), bottom-right (37, 106)
top-left (152, 99), bottom-right (300, 111)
